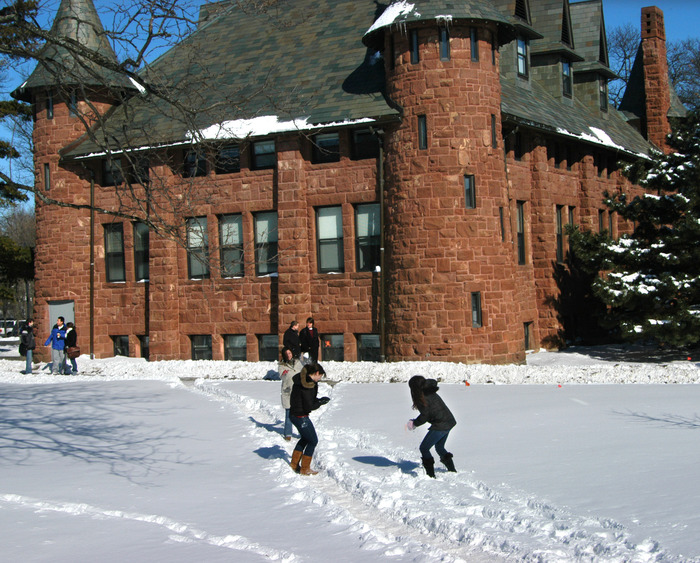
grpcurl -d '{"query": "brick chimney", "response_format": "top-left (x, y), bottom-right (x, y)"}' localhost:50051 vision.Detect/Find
top-left (641, 6), bottom-right (672, 152)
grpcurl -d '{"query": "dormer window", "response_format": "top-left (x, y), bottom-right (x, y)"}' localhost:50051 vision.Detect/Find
top-left (517, 37), bottom-right (529, 77)
top-left (562, 59), bottom-right (572, 98)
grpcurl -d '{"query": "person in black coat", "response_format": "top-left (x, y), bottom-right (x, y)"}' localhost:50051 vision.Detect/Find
top-left (406, 375), bottom-right (457, 478)
top-left (64, 322), bottom-right (78, 375)
top-left (283, 320), bottom-right (300, 359)
top-left (299, 317), bottom-right (320, 363)
top-left (19, 319), bottom-right (36, 374)
top-left (288, 362), bottom-right (330, 475)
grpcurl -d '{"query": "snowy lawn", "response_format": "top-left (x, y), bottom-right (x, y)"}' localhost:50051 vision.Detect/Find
top-left (1, 338), bottom-right (699, 562)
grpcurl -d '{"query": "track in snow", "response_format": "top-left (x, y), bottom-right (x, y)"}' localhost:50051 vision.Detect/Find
top-left (193, 380), bottom-right (676, 563)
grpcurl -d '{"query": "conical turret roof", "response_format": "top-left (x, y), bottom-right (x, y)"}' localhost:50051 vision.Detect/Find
top-left (12, 0), bottom-right (136, 101)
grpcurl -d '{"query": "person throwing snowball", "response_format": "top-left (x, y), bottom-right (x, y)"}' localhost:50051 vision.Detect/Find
top-left (406, 375), bottom-right (457, 478)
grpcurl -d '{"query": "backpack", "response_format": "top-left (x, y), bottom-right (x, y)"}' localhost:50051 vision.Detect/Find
top-left (19, 342), bottom-right (27, 356)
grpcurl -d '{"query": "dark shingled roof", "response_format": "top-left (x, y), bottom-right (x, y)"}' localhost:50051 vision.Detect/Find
top-left (60, 0), bottom-right (659, 159)
top-left (501, 79), bottom-right (652, 156)
top-left (12, 0), bottom-right (135, 101)
top-left (65, 0), bottom-right (398, 157)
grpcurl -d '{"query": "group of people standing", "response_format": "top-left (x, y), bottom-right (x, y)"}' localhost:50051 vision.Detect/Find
top-left (19, 316), bottom-right (79, 375)
top-left (277, 318), bottom-right (458, 479)
top-left (282, 317), bottom-right (320, 363)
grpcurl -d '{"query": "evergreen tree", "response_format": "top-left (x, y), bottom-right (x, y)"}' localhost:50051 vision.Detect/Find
top-left (571, 110), bottom-right (700, 347)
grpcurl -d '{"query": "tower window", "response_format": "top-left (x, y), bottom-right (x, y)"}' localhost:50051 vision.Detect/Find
top-left (471, 292), bottom-right (483, 328)
top-left (470, 28), bottom-right (479, 62)
top-left (439, 27), bottom-right (450, 61)
top-left (418, 115), bottom-right (427, 150)
top-left (410, 29), bottom-right (420, 64)
top-left (517, 201), bottom-right (526, 265)
top-left (464, 175), bottom-right (476, 209)
top-left (46, 91), bottom-right (53, 119)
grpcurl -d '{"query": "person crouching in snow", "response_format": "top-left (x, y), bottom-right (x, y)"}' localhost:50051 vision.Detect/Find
top-left (289, 363), bottom-right (330, 475)
top-left (279, 346), bottom-right (303, 441)
top-left (407, 375), bottom-right (457, 478)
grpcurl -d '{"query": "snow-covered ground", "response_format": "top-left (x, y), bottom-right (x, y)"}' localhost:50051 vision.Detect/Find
top-left (1, 337), bottom-right (699, 562)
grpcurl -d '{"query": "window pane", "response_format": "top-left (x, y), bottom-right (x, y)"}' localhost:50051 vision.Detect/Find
top-left (255, 212), bottom-right (278, 276)
top-left (317, 207), bottom-right (344, 273)
top-left (356, 204), bottom-right (380, 272)
top-left (313, 133), bottom-right (340, 163)
top-left (253, 141), bottom-right (275, 169)
top-left (418, 115), bottom-right (427, 150)
top-left (103, 159), bottom-right (123, 186)
top-left (215, 145), bottom-right (240, 174)
top-left (471, 292), bottom-right (482, 328)
top-left (259, 334), bottom-right (279, 361)
top-left (183, 149), bottom-right (207, 177)
top-left (352, 129), bottom-right (380, 160)
top-left (220, 214), bottom-right (244, 277)
top-left (464, 175), bottom-right (476, 209)
top-left (225, 334), bottom-right (247, 361)
top-left (410, 29), bottom-right (419, 63)
top-left (191, 335), bottom-right (212, 360)
top-left (187, 217), bottom-right (209, 279)
top-left (134, 222), bottom-right (149, 281)
top-left (104, 223), bottom-right (126, 283)
top-left (358, 334), bottom-right (381, 362)
top-left (439, 27), bottom-right (450, 61)
top-left (322, 334), bottom-right (344, 361)
top-left (317, 207), bottom-right (342, 239)
top-left (138, 335), bottom-right (149, 360)
top-left (112, 335), bottom-right (129, 357)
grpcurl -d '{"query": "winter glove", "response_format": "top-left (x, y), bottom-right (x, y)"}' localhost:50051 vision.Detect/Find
top-left (318, 396), bottom-right (330, 405)
top-left (406, 419), bottom-right (415, 431)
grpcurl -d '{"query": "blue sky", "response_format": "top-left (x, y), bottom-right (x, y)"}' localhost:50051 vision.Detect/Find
top-left (600, 0), bottom-right (700, 43)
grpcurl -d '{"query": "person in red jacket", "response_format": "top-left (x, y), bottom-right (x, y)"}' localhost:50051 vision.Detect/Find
top-left (288, 363), bottom-right (329, 475)
top-left (406, 375), bottom-right (457, 478)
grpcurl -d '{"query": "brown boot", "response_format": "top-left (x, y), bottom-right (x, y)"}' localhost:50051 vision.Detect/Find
top-left (290, 450), bottom-right (302, 473)
top-left (299, 454), bottom-right (318, 476)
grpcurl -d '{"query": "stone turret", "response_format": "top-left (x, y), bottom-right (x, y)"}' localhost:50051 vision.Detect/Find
top-left (12, 0), bottom-right (135, 358)
top-left (364, 1), bottom-right (525, 363)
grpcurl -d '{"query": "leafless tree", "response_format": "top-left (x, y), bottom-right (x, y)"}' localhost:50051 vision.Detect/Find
top-left (0, 0), bottom-right (293, 273)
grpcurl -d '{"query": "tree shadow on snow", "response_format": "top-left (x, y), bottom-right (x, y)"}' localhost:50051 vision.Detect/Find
top-left (0, 384), bottom-right (195, 484)
top-left (353, 455), bottom-right (419, 474)
top-left (614, 409), bottom-right (700, 429)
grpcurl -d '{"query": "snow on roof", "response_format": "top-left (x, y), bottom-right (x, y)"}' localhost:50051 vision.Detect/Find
top-left (365, 1), bottom-right (419, 35)
top-left (128, 76), bottom-right (146, 95)
top-left (190, 115), bottom-right (375, 141)
top-left (555, 126), bottom-right (629, 153)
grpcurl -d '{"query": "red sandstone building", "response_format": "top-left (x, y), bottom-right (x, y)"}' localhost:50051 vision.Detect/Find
top-left (13, 0), bottom-right (686, 363)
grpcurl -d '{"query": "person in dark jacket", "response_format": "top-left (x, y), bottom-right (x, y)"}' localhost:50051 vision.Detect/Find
top-left (299, 317), bottom-right (320, 363)
top-left (63, 322), bottom-right (78, 374)
top-left (288, 362), bottom-right (330, 475)
top-left (407, 375), bottom-right (457, 478)
top-left (19, 319), bottom-right (36, 374)
top-left (282, 320), bottom-right (301, 359)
